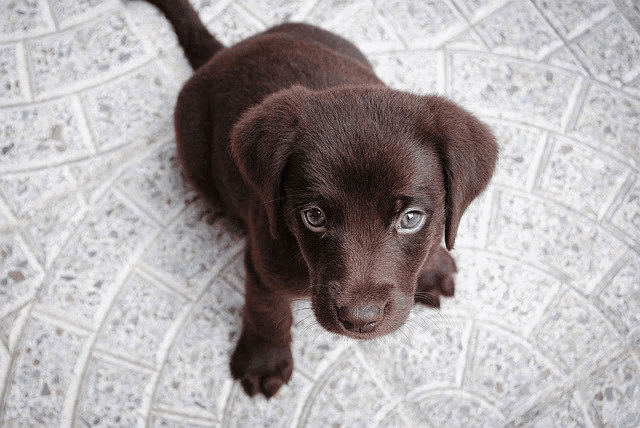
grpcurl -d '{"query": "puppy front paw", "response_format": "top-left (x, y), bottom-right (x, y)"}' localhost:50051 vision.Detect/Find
top-left (415, 246), bottom-right (457, 308)
top-left (230, 331), bottom-right (293, 398)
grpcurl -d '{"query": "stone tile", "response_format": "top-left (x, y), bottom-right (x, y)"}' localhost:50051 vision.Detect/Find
top-left (573, 14), bottom-right (640, 85)
top-left (0, 167), bottom-right (86, 266)
top-left (535, 289), bottom-right (621, 374)
top-left (0, 315), bottom-right (88, 426)
top-left (27, 10), bottom-right (151, 99)
top-left (580, 355), bottom-right (640, 427)
top-left (454, 0), bottom-right (499, 21)
top-left (544, 46), bottom-right (589, 74)
top-left (116, 141), bottom-right (197, 224)
top-left (236, 0), bottom-right (313, 25)
top-left (377, 0), bottom-right (466, 49)
top-left (95, 272), bottom-right (189, 367)
top-left (607, 176), bottom-right (640, 245)
top-left (81, 61), bottom-right (178, 151)
top-left (48, 0), bottom-right (119, 29)
top-left (572, 84), bottom-right (640, 169)
top-left (68, 142), bottom-right (143, 202)
top-left (290, 300), bottom-right (350, 379)
top-left (219, 253), bottom-right (246, 293)
top-left (0, 308), bottom-right (18, 349)
top-left (204, 2), bottom-right (265, 47)
top-left (0, 0), bottom-right (55, 41)
top-left (511, 392), bottom-right (588, 427)
top-left (223, 371), bottom-right (310, 427)
top-left (534, 136), bottom-right (629, 219)
top-left (453, 195), bottom-right (486, 248)
top-left (369, 51), bottom-right (440, 95)
top-left (0, 97), bottom-right (93, 170)
top-left (38, 191), bottom-right (158, 326)
top-left (443, 27), bottom-right (489, 51)
top-left (0, 232), bottom-right (43, 317)
top-left (490, 121), bottom-right (544, 189)
top-left (1, 166), bottom-right (76, 219)
top-left (153, 277), bottom-right (243, 417)
top-left (595, 255), bottom-right (640, 334)
top-left (74, 355), bottom-right (153, 427)
top-left (474, 1), bottom-right (562, 60)
top-left (411, 392), bottom-right (505, 428)
top-left (488, 191), bottom-right (626, 290)
top-left (0, 42), bottom-right (29, 105)
top-left (141, 199), bottom-right (243, 297)
top-left (465, 326), bottom-right (562, 416)
top-left (533, 0), bottom-right (612, 39)
top-left (449, 251), bottom-right (561, 335)
top-left (358, 315), bottom-right (465, 396)
top-left (149, 413), bottom-right (217, 428)
top-left (449, 53), bottom-right (576, 130)
top-left (126, 1), bottom-right (181, 56)
top-left (306, 0), bottom-right (402, 52)
top-left (299, 356), bottom-right (388, 427)
top-left (375, 408), bottom-right (408, 428)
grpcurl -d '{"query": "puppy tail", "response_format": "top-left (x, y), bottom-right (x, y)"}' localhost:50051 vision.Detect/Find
top-left (143, 0), bottom-right (224, 70)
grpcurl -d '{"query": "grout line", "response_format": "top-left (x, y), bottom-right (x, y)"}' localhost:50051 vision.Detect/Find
top-left (525, 131), bottom-right (551, 193)
top-left (560, 76), bottom-right (590, 135)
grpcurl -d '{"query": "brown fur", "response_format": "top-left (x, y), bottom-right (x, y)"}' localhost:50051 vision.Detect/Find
top-left (142, 0), bottom-right (498, 398)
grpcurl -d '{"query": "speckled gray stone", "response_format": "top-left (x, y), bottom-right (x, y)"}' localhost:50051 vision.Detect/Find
top-left (1, 315), bottom-right (88, 426)
top-left (534, 136), bottom-right (629, 219)
top-left (448, 53), bottom-right (577, 129)
top-left (95, 271), bottom-right (189, 367)
top-left (572, 84), bottom-right (640, 169)
top-left (153, 276), bottom-right (243, 417)
top-left (0, 0), bottom-right (55, 41)
top-left (450, 250), bottom-right (561, 335)
top-left (534, 289), bottom-right (622, 373)
top-left (140, 200), bottom-right (243, 296)
top-left (2, 0), bottom-right (640, 426)
top-left (580, 355), bottom-right (640, 427)
top-left (474, 1), bottom-right (561, 60)
top-left (573, 14), bottom-right (640, 85)
top-left (0, 233), bottom-right (42, 317)
top-left (74, 354), bottom-right (153, 427)
top-left (27, 10), bottom-right (151, 98)
top-left (0, 97), bottom-right (93, 169)
top-left (81, 61), bottom-right (179, 151)
top-left (488, 191), bottom-right (626, 290)
top-left (38, 191), bottom-right (159, 326)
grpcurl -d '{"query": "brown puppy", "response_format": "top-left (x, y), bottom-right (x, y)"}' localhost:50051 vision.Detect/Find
top-left (142, 0), bottom-right (498, 398)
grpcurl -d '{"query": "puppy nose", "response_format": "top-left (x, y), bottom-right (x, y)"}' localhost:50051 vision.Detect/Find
top-left (337, 305), bottom-right (383, 333)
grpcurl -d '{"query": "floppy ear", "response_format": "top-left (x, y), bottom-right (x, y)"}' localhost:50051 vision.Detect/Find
top-left (417, 96), bottom-right (498, 250)
top-left (230, 86), bottom-right (310, 239)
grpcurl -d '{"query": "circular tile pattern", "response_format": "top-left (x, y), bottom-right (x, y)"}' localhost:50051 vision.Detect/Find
top-left (1, 0), bottom-right (639, 426)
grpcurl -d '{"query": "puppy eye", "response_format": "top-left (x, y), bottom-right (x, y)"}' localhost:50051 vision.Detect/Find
top-left (397, 209), bottom-right (426, 233)
top-left (302, 207), bottom-right (327, 232)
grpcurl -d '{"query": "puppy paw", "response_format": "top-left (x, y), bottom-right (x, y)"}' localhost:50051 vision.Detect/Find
top-left (415, 246), bottom-right (457, 308)
top-left (230, 331), bottom-right (293, 398)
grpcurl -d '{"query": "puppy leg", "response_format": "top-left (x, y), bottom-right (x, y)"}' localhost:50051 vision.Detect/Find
top-left (230, 251), bottom-right (293, 398)
top-left (415, 245), bottom-right (457, 308)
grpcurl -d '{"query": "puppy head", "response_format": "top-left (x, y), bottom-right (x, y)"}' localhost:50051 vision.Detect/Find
top-left (231, 85), bottom-right (497, 339)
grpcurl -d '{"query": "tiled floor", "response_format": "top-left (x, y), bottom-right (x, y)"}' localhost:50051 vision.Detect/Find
top-left (1, 0), bottom-right (639, 426)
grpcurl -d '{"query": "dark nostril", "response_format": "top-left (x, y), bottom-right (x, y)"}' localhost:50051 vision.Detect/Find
top-left (337, 305), bottom-right (383, 333)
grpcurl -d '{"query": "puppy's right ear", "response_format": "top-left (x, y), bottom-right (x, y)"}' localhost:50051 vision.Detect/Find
top-left (230, 86), bottom-right (310, 239)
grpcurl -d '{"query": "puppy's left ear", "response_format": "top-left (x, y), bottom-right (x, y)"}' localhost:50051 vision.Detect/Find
top-left (230, 85), bottom-right (310, 239)
top-left (417, 96), bottom-right (498, 250)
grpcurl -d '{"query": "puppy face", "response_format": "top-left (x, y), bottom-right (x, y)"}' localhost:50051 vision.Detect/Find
top-left (282, 119), bottom-right (446, 338)
top-left (231, 85), bottom-right (497, 340)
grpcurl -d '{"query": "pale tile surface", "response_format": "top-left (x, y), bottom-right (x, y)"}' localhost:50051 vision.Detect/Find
top-left (1, 0), bottom-right (639, 427)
